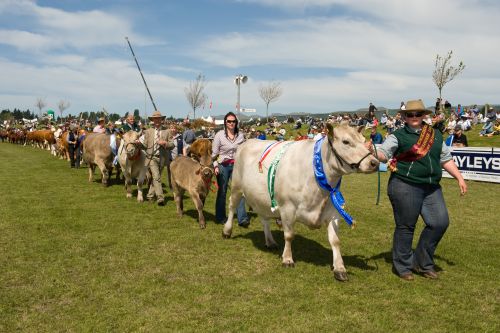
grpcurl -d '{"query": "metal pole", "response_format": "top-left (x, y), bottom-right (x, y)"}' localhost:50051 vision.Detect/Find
top-left (237, 78), bottom-right (241, 116)
top-left (125, 37), bottom-right (158, 112)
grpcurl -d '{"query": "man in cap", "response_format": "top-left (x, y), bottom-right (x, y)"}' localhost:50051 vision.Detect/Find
top-left (451, 126), bottom-right (468, 147)
top-left (93, 117), bottom-right (106, 133)
top-left (139, 110), bottom-right (175, 206)
top-left (122, 114), bottom-right (140, 133)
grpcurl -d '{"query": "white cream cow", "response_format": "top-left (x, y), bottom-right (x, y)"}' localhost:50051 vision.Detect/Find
top-left (223, 123), bottom-right (379, 281)
top-left (117, 130), bottom-right (147, 202)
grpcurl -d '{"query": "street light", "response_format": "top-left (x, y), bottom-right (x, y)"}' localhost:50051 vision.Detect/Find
top-left (234, 74), bottom-right (248, 116)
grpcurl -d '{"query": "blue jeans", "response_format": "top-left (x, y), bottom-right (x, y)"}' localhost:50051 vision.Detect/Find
top-left (388, 176), bottom-right (449, 275)
top-left (216, 163), bottom-right (248, 225)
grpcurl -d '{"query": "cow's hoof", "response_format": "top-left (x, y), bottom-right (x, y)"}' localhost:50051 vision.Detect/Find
top-left (199, 223), bottom-right (206, 229)
top-left (126, 194), bottom-right (132, 198)
top-left (222, 232), bottom-right (231, 239)
top-left (282, 261), bottom-right (295, 268)
top-left (333, 270), bottom-right (349, 282)
top-left (137, 198), bottom-right (144, 203)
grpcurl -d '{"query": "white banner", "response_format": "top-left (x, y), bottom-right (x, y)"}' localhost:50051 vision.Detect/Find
top-left (442, 147), bottom-right (500, 183)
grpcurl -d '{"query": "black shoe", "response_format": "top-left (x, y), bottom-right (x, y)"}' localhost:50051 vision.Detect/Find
top-left (238, 220), bottom-right (250, 228)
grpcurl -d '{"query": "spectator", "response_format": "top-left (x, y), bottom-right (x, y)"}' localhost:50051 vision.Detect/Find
top-left (277, 128), bottom-right (286, 141)
top-left (457, 115), bottom-right (471, 131)
top-left (169, 123), bottom-right (182, 160)
top-left (444, 100), bottom-right (451, 109)
top-left (67, 125), bottom-right (79, 168)
top-left (451, 126), bottom-right (468, 147)
top-left (212, 112), bottom-right (249, 227)
top-left (105, 121), bottom-right (119, 135)
top-left (182, 122), bottom-right (196, 156)
top-left (370, 126), bottom-right (384, 144)
top-left (492, 119), bottom-right (500, 136)
top-left (400, 101), bottom-right (406, 111)
top-left (435, 98), bottom-right (441, 112)
top-left (93, 117), bottom-right (106, 133)
top-left (380, 112), bottom-right (388, 127)
top-left (479, 119), bottom-right (494, 136)
top-left (256, 130), bottom-right (266, 140)
top-left (122, 114), bottom-right (140, 132)
top-left (446, 114), bottom-right (457, 133)
top-left (386, 116), bottom-right (395, 134)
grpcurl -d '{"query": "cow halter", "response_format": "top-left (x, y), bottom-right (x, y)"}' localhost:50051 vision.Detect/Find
top-left (125, 142), bottom-right (141, 161)
top-left (327, 137), bottom-right (373, 170)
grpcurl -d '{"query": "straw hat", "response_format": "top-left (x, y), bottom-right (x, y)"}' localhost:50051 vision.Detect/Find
top-left (148, 110), bottom-right (165, 120)
top-left (403, 99), bottom-right (432, 115)
top-left (97, 117), bottom-right (106, 124)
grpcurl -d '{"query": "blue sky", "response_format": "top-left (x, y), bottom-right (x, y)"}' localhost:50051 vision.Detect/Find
top-left (1, 0), bottom-right (499, 119)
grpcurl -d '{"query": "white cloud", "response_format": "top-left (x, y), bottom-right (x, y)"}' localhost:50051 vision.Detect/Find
top-left (1, 1), bottom-right (499, 117)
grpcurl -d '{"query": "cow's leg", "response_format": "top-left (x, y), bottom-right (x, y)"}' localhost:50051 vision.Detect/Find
top-left (95, 160), bottom-right (109, 186)
top-left (281, 215), bottom-right (295, 267)
top-left (328, 219), bottom-right (348, 281)
top-left (88, 164), bottom-right (95, 182)
top-left (136, 174), bottom-right (144, 203)
top-left (222, 190), bottom-right (242, 238)
top-left (171, 179), bottom-right (183, 217)
top-left (125, 176), bottom-right (132, 198)
top-left (261, 217), bottom-right (278, 249)
top-left (191, 191), bottom-right (206, 229)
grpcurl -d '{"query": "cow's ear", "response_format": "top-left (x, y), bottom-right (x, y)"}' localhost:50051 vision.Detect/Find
top-left (357, 125), bottom-right (364, 133)
top-left (326, 122), bottom-right (334, 141)
top-left (195, 169), bottom-right (200, 175)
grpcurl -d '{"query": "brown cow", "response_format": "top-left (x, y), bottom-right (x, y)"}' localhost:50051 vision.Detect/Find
top-left (170, 156), bottom-right (214, 229)
top-left (82, 133), bottom-right (120, 186)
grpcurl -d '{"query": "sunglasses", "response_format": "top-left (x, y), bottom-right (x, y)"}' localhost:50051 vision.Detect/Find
top-left (226, 119), bottom-right (237, 124)
top-left (406, 112), bottom-right (424, 118)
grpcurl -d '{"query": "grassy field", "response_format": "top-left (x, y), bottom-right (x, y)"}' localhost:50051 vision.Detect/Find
top-left (0, 140), bottom-right (499, 332)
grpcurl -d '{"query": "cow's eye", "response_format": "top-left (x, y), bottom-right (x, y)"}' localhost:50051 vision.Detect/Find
top-left (342, 140), bottom-right (350, 145)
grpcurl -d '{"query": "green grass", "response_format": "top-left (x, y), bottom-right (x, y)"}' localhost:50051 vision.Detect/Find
top-left (0, 142), bottom-right (499, 332)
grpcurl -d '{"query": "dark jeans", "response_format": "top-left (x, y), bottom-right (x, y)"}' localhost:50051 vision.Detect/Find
top-left (68, 144), bottom-right (76, 167)
top-left (388, 176), bottom-right (449, 275)
top-left (216, 163), bottom-right (248, 225)
top-left (75, 145), bottom-right (82, 168)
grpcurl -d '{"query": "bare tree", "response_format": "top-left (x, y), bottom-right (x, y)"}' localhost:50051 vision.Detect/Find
top-left (35, 97), bottom-right (46, 118)
top-left (258, 81), bottom-right (283, 121)
top-left (432, 51), bottom-right (465, 108)
top-left (58, 100), bottom-right (70, 121)
top-left (184, 74), bottom-right (207, 119)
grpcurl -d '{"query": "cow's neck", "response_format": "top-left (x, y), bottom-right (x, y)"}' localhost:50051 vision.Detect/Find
top-left (320, 138), bottom-right (343, 186)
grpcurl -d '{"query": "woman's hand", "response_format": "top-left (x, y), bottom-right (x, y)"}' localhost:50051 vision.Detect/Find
top-left (458, 178), bottom-right (467, 196)
top-left (214, 166), bottom-right (219, 176)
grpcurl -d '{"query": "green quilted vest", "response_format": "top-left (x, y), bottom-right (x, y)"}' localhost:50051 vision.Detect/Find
top-left (392, 125), bottom-right (443, 185)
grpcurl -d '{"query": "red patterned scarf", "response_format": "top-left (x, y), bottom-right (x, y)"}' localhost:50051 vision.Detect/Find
top-left (388, 124), bottom-right (435, 172)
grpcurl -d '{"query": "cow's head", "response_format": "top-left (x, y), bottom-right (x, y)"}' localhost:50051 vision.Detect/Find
top-left (326, 122), bottom-right (379, 174)
top-left (196, 165), bottom-right (214, 188)
top-left (122, 131), bottom-right (142, 160)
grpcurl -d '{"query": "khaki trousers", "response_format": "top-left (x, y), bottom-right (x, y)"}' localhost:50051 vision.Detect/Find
top-left (147, 157), bottom-right (164, 201)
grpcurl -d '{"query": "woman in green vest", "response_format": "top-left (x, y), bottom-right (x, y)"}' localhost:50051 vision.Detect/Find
top-left (371, 100), bottom-right (467, 281)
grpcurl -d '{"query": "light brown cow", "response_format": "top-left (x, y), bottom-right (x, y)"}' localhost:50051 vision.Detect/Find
top-left (82, 133), bottom-right (120, 186)
top-left (170, 156), bottom-right (214, 229)
top-left (117, 131), bottom-right (147, 201)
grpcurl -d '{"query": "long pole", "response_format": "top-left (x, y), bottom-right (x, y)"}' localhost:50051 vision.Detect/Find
top-left (125, 37), bottom-right (158, 112)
